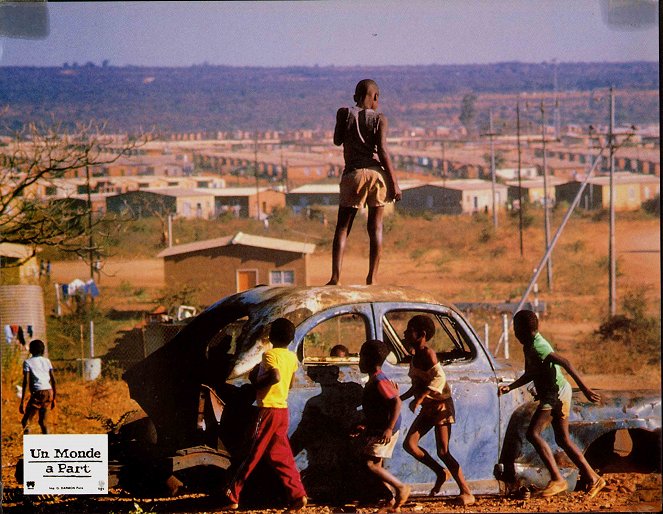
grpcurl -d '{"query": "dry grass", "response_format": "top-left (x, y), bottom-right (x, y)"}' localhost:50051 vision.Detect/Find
top-left (1, 369), bottom-right (142, 488)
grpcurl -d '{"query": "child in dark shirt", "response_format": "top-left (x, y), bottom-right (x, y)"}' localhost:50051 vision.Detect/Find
top-left (327, 79), bottom-right (401, 286)
top-left (352, 339), bottom-right (410, 511)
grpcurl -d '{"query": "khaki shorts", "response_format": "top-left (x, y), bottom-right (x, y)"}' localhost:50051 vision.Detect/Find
top-left (419, 396), bottom-right (456, 426)
top-left (538, 381), bottom-right (572, 420)
top-left (339, 167), bottom-right (388, 208)
top-left (362, 430), bottom-right (400, 459)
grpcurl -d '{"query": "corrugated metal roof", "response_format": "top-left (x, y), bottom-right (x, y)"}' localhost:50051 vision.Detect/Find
top-left (144, 188), bottom-right (216, 197)
top-left (289, 184), bottom-right (339, 194)
top-left (204, 187), bottom-right (276, 197)
top-left (427, 179), bottom-right (508, 191)
top-left (505, 177), bottom-right (570, 188)
top-left (232, 232), bottom-right (315, 253)
top-left (585, 173), bottom-right (660, 186)
top-left (157, 231), bottom-right (315, 258)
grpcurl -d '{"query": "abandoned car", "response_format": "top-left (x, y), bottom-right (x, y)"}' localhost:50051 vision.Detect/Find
top-left (119, 285), bottom-right (661, 500)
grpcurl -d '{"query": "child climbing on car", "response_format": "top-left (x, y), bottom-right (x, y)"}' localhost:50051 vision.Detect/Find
top-left (499, 309), bottom-right (606, 498)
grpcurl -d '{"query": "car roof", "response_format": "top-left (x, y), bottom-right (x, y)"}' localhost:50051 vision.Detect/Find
top-left (206, 284), bottom-right (450, 321)
top-left (200, 285), bottom-right (455, 378)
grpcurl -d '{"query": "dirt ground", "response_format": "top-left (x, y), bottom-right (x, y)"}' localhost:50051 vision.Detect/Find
top-left (1, 473), bottom-right (661, 513)
top-left (49, 217), bottom-right (660, 298)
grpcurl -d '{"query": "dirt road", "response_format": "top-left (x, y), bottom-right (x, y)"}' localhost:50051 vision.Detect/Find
top-left (2, 473), bottom-right (660, 513)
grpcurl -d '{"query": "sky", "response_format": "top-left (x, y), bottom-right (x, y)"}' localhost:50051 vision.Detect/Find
top-left (0, 0), bottom-right (658, 67)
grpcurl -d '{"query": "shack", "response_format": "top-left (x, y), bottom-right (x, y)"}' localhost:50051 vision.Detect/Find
top-left (157, 232), bottom-right (315, 305)
top-left (556, 172), bottom-right (660, 211)
top-left (286, 184), bottom-right (340, 214)
top-left (399, 179), bottom-right (508, 215)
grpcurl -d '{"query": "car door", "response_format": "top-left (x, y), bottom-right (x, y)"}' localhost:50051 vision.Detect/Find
top-left (373, 302), bottom-right (502, 495)
top-left (288, 303), bottom-right (375, 501)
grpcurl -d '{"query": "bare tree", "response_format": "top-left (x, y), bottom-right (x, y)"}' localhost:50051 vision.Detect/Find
top-left (0, 120), bottom-right (150, 265)
top-left (114, 192), bottom-right (176, 247)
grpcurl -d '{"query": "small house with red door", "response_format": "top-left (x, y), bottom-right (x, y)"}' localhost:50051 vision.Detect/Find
top-left (157, 232), bottom-right (315, 306)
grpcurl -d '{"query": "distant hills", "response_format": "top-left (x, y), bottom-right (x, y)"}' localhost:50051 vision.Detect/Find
top-left (0, 62), bottom-right (658, 134)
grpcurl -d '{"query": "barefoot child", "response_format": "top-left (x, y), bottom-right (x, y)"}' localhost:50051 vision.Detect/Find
top-left (327, 79), bottom-right (401, 286)
top-left (20, 339), bottom-right (56, 434)
top-left (499, 310), bottom-right (606, 498)
top-left (400, 315), bottom-right (475, 506)
top-left (353, 339), bottom-right (410, 511)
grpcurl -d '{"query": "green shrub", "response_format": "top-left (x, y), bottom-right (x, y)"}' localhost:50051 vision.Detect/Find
top-left (153, 283), bottom-right (202, 311)
top-left (591, 209), bottom-right (609, 222)
top-left (268, 206), bottom-right (292, 225)
top-left (478, 226), bottom-right (493, 243)
top-left (410, 248), bottom-right (426, 260)
top-left (579, 288), bottom-right (661, 373)
top-left (567, 239), bottom-right (586, 253)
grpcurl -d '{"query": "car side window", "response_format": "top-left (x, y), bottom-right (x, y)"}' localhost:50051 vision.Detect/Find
top-left (382, 310), bottom-right (474, 364)
top-left (302, 312), bottom-right (367, 364)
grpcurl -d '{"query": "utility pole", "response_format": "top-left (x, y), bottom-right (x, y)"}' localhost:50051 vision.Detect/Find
top-left (516, 102), bottom-right (524, 257)
top-left (552, 58), bottom-right (561, 140)
top-left (480, 110), bottom-right (499, 229)
top-left (280, 141), bottom-right (287, 192)
top-left (440, 141), bottom-right (446, 181)
top-left (84, 163), bottom-right (94, 281)
top-left (540, 101), bottom-right (553, 290)
top-left (254, 131), bottom-right (261, 220)
top-left (608, 87), bottom-right (617, 316)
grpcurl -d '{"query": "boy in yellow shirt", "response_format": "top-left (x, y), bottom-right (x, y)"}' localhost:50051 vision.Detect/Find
top-left (224, 318), bottom-right (307, 511)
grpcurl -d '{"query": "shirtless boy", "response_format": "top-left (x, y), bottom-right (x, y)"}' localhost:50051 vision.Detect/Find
top-left (327, 79), bottom-right (401, 285)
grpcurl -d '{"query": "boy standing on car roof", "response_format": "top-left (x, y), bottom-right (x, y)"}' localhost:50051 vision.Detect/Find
top-left (223, 318), bottom-right (307, 511)
top-left (499, 310), bottom-right (606, 498)
top-left (327, 79), bottom-right (401, 286)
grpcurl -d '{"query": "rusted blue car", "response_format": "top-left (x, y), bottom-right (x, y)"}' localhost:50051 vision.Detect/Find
top-left (121, 285), bottom-right (661, 500)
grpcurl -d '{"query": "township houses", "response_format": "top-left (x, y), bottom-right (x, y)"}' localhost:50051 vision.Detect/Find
top-left (207, 187), bottom-right (285, 218)
top-left (555, 172), bottom-right (660, 211)
top-left (399, 179), bottom-right (508, 215)
top-left (286, 184), bottom-right (340, 213)
top-left (285, 159), bottom-right (337, 185)
top-left (157, 232), bottom-right (316, 305)
top-left (505, 177), bottom-right (569, 207)
top-left (542, 159), bottom-right (588, 180)
top-left (51, 193), bottom-right (113, 216)
top-left (495, 166), bottom-right (539, 181)
top-left (286, 180), bottom-right (424, 215)
top-left (106, 188), bottom-right (216, 219)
